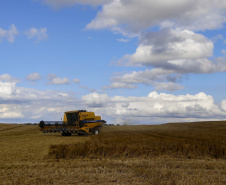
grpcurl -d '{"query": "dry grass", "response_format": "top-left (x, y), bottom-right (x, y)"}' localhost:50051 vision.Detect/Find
top-left (0, 121), bottom-right (226, 184)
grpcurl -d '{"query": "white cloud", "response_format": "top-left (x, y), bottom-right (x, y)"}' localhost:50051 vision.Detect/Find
top-left (0, 74), bottom-right (20, 82)
top-left (222, 49), bottom-right (226, 54)
top-left (73, 78), bottom-right (80, 83)
top-left (214, 57), bottom-right (226, 71)
top-left (117, 38), bottom-right (130, 43)
top-left (167, 58), bottom-right (226, 74)
top-left (0, 109), bottom-right (24, 119)
top-left (82, 92), bottom-right (109, 107)
top-left (40, 0), bottom-right (112, 8)
top-left (154, 82), bottom-right (184, 91)
top-left (26, 73), bottom-right (42, 81)
top-left (0, 81), bottom-right (77, 121)
top-left (86, 0), bottom-right (193, 32)
top-left (103, 82), bottom-right (137, 89)
top-left (48, 74), bottom-right (70, 85)
top-left (25, 27), bottom-right (48, 41)
top-left (0, 102), bottom-right (24, 119)
top-left (119, 29), bottom-right (213, 67)
top-left (112, 68), bottom-right (180, 84)
top-left (0, 74), bottom-right (14, 81)
top-left (107, 68), bottom-right (183, 90)
top-left (0, 24), bottom-right (19, 43)
top-left (86, 0), bottom-right (226, 34)
top-left (0, 82), bottom-right (16, 99)
top-left (221, 100), bottom-right (226, 111)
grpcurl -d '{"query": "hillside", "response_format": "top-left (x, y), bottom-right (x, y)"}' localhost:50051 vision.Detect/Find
top-left (0, 121), bottom-right (226, 184)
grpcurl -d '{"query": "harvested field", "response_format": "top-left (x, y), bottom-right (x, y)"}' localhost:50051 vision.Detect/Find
top-left (49, 122), bottom-right (226, 159)
top-left (0, 122), bottom-right (226, 184)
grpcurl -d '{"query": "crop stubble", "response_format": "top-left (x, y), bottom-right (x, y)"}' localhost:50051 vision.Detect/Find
top-left (0, 121), bottom-right (226, 184)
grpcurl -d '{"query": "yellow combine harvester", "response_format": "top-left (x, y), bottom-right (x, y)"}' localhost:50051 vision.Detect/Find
top-left (39, 110), bottom-right (106, 136)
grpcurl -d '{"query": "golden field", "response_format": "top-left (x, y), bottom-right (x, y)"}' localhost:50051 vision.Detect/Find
top-left (0, 121), bottom-right (226, 184)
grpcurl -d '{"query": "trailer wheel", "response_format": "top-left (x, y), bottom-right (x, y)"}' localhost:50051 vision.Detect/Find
top-left (93, 128), bottom-right (99, 135)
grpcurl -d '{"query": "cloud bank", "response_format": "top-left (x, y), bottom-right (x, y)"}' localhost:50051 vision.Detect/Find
top-left (86, 0), bottom-right (226, 34)
top-left (109, 29), bottom-right (226, 90)
top-left (1, 81), bottom-right (226, 124)
top-left (0, 81), bottom-right (77, 122)
top-left (82, 91), bottom-right (226, 124)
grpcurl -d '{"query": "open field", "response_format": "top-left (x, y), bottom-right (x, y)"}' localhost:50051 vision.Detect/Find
top-left (0, 121), bottom-right (226, 184)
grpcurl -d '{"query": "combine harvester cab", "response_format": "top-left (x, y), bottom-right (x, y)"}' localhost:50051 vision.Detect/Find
top-left (39, 110), bottom-right (106, 136)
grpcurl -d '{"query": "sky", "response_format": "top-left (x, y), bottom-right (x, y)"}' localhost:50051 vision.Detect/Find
top-left (1, 0), bottom-right (226, 124)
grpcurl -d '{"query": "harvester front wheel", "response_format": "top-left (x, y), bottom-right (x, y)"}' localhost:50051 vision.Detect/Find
top-left (93, 128), bottom-right (99, 135)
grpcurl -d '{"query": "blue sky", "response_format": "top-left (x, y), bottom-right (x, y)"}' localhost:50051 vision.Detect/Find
top-left (1, 0), bottom-right (226, 124)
